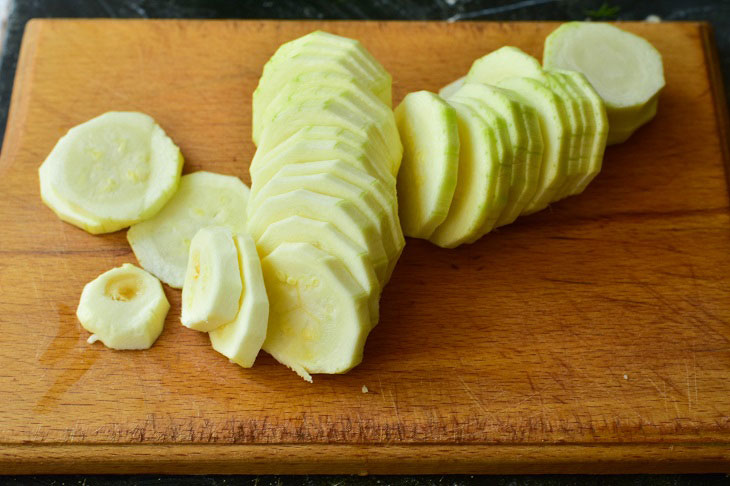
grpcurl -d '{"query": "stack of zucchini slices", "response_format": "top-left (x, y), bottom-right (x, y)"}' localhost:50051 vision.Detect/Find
top-left (247, 31), bottom-right (404, 381)
top-left (397, 46), bottom-right (608, 248)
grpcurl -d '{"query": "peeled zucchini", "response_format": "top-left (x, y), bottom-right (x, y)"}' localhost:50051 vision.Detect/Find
top-left (127, 171), bottom-right (250, 289)
top-left (181, 226), bottom-right (243, 332)
top-left (252, 162), bottom-right (403, 281)
top-left (543, 22), bottom-right (664, 145)
top-left (448, 95), bottom-right (513, 237)
top-left (261, 242), bottom-right (371, 382)
top-left (250, 172), bottom-right (401, 277)
top-left (439, 76), bottom-right (466, 99)
top-left (543, 72), bottom-right (585, 200)
top-left (77, 263), bottom-right (169, 350)
top-left (258, 74), bottom-right (400, 174)
top-left (258, 215), bottom-right (381, 328)
top-left (250, 126), bottom-right (395, 191)
top-left (467, 46), bottom-right (547, 86)
top-left (394, 91), bottom-right (460, 239)
top-left (39, 111), bottom-right (183, 234)
top-left (209, 232), bottom-right (270, 369)
top-left (448, 82), bottom-right (541, 226)
top-left (247, 189), bottom-right (389, 283)
top-left (557, 70), bottom-right (608, 193)
top-left (253, 31), bottom-right (391, 145)
top-left (497, 77), bottom-right (569, 214)
top-left (257, 97), bottom-right (399, 179)
top-left (428, 101), bottom-right (497, 248)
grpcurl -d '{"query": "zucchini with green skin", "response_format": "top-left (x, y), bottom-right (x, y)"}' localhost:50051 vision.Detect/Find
top-left (394, 91), bottom-right (460, 239)
top-left (543, 22), bottom-right (664, 145)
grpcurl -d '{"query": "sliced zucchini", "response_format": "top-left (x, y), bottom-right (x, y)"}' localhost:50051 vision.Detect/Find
top-left (543, 72), bottom-right (585, 200)
top-left (40, 171), bottom-right (106, 234)
top-left (467, 46), bottom-right (547, 86)
top-left (260, 30), bottom-right (391, 106)
top-left (38, 111), bottom-right (183, 234)
top-left (428, 101), bottom-right (496, 248)
top-left (247, 189), bottom-right (389, 283)
top-left (554, 69), bottom-right (608, 193)
top-left (181, 226), bottom-right (243, 332)
top-left (261, 242), bottom-right (371, 382)
top-left (394, 91), bottom-right (459, 239)
top-left (127, 171), bottom-right (250, 289)
top-left (497, 77), bottom-right (569, 214)
top-left (249, 172), bottom-right (401, 278)
top-left (439, 76), bottom-right (466, 99)
top-left (449, 82), bottom-right (534, 227)
top-left (253, 32), bottom-right (391, 145)
top-left (250, 127), bottom-right (395, 192)
top-left (256, 97), bottom-right (398, 179)
top-left (258, 215), bottom-right (381, 328)
top-left (209, 232), bottom-right (270, 369)
top-left (447, 95), bottom-right (513, 237)
top-left (260, 81), bottom-right (401, 174)
top-left (543, 22), bottom-right (664, 145)
top-left (77, 263), bottom-right (169, 350)
top-left (252, 161), bottom-right (403, 283)
top-left (274, 31), bottom-right (391, 90)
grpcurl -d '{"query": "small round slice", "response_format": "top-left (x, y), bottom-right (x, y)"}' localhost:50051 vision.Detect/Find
top-left (394, 91), bottom-right (459, 239)
top-left (542, 22), bottom-right (665, 145)
top-left (77, 263), bottom-right (169, 350)
top-left (39, 111), bottom-right (183, 234)
top-left (127, 171), bottom-right (250, 289)
top-left (181, 226), bottom-right (243, 332)
top-left (261, 242), bottom-right (371, 382)
top-left (209, 232), bottom-right (270, 369)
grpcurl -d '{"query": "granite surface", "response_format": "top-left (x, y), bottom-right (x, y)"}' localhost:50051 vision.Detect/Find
top-left (1, 0), bottom-right (729, 484)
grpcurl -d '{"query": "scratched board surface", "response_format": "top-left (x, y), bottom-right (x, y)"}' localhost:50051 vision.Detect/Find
top-left (0, 20), bottom-right (729, 474)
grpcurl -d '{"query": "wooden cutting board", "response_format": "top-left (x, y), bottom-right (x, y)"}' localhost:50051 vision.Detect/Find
top-left (1, 19), bottom-right (729, 474)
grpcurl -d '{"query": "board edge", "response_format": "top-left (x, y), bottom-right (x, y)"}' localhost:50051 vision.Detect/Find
top-left (700, 22), bottom-right (730, 201)
top-left (1, 443), bottom-right (729, 475)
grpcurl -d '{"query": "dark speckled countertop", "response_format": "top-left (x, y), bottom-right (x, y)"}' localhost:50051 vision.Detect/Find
top-left (1, 1), bottom-right (729, 484)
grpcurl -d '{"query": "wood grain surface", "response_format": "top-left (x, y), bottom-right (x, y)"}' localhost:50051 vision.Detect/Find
top-left (0, 20), bottom-right (729, 474)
